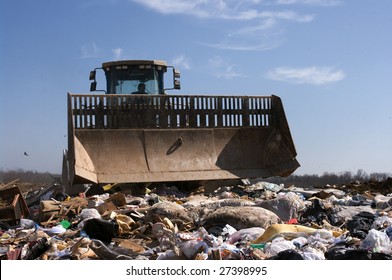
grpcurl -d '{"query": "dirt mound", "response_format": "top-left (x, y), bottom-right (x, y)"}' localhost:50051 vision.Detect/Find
top-left (336, 178), bottom-right (392, 196)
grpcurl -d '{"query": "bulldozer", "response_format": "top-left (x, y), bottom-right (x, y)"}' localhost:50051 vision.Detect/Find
top-left (62, 60), bottom-right (299, 194)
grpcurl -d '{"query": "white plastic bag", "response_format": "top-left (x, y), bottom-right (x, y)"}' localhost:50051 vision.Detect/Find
top-left (360, 229), bottom-right (392, 254)
top-left (265, 237), bottom-right (296, 257)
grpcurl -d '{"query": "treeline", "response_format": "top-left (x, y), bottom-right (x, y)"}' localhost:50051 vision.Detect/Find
top-left (0, 168), bottom-right (391, 188)
top-left (0, 169), bottom-right (61, 185)
top-left (267, 169), bottom-right (391, 188)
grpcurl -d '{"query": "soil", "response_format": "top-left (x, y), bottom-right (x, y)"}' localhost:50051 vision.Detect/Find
top-left (334, 177), bottom-right (392, 196)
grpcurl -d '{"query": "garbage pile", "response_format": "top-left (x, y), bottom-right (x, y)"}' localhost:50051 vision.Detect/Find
top-left (1, 179), bottom-right (392, 260)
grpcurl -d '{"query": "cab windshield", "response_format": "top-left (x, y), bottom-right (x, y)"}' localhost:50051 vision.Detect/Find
top-left (105, 65), bottom-right (165, 94)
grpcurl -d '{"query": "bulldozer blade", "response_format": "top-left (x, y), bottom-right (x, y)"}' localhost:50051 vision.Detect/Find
top-left (66, 94), bottom-right (299, 185)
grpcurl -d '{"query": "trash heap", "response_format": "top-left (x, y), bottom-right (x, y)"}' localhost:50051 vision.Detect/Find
top-left (1, 179), bottom-right (392, 260)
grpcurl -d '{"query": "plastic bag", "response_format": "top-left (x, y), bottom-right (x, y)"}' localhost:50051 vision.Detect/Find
top-left (292, 236), bottom-right (308, 249)
top-left (228, 227), bottom-right (265, 244)
top-left (79, 208), bottom-right (101, 220)
top-left (37, 225), bottom-right (66, 236)
top-left (301, 246), bottom-right (325, 260)
top-left (371, 216), bottom-right (392, 230)
top-left (178, 240), bottom-right (208, 259)
top-left (264, 237), bottom-right (296, 257)
top-left (221, 224), bottom-right (237, 239)
top-left (360, 229), bottom-right (392, 254)
top-left (19, 219), bottom-right (36, 229)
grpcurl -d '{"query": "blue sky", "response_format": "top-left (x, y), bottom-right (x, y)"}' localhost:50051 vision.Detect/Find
top-left (1, 0), bottom-right (391, 176)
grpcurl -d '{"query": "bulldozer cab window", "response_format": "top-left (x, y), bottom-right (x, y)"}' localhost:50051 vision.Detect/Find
top-left (105, 65), bottom-right (164, 95)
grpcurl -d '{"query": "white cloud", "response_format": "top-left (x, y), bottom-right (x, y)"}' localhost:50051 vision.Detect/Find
top-left (205, 22), bottom-right (286, 51)
top-left (215, 65), bottom-right (243, 79)
top-left (80, 43), bottom-right (100, 59)
top-left (265, 66), bottom-right (345, 85)
top-left (208, 56), bottom-right (226, 68)
top-left (275, 0), bottom-right (341, 6)
top-left (256, 10), bottom-right (315, 23)
top-left (208, 56), bottom-right (243, 79)
top-left (172, 55), bottom-right (191, 70)
top-left (131, 0), bottom-right (209, 18)
top-left (112, 48), bottom-right (123, 60)
top-left (203, 39), bottom-right (283, 51)
top-left (131, 0), bottom-right (335, 51)
top-left (132, 0), bottom-right (315, 21)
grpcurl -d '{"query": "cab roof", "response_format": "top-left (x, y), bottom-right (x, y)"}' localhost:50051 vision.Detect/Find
top-left (102, 60), bottom-right (167, 68)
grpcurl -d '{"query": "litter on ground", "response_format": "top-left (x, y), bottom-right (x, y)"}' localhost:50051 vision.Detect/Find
top-left (1, 178), bottom-right (391, 260)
